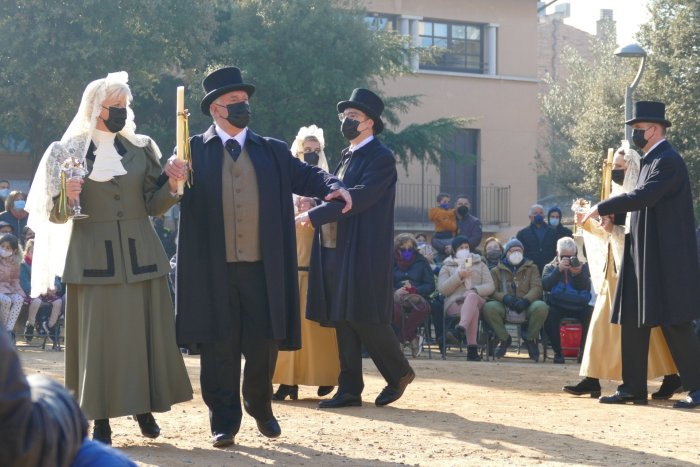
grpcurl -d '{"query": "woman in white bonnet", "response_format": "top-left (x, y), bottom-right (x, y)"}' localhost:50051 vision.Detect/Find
top-left (26, 72), bottom-right (192, 445)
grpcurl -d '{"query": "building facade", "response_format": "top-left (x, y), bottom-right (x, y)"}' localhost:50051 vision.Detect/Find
top-left (364, 0), bottom-right (540, 242)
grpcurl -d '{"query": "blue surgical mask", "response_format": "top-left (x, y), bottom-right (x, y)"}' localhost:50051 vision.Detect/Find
top-left (440, 203), bottom-right (450, 209)
top-left (400, 249), bottom-right (414, 261)
top-left (13, 200), bottom-right (26, 210)
top-left (549, 218), bottom-right (560, 227)
top-left (533, 214), bottom-right (544, 225)
top-left (0, 189), bottom-right (9, 199)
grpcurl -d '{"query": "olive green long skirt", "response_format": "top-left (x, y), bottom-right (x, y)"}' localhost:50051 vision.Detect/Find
top-left (65, 277), bottom-right (193, 420)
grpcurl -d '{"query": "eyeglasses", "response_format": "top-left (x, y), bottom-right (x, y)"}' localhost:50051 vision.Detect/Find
top-left (338, 112), bottom-right (366, 122)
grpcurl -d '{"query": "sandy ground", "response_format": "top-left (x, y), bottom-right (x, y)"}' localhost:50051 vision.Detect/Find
top-left (16, 343), bottom-right (700, 467)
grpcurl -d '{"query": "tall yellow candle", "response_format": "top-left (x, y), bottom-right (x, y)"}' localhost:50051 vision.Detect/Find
top-left (176, 86), bottom-right (186, 195)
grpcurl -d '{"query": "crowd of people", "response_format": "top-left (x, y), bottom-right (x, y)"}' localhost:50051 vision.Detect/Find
top-left (2, 68), bottom-right (700, 467)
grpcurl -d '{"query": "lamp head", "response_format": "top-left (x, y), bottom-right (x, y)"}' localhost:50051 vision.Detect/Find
top-left (614, 43), bottom-right (647, 58)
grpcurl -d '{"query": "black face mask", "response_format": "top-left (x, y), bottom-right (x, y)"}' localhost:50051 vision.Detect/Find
top-left (102, 106), bottom-right (127, 133)
top-left (341, 118), bottom-right (362, 140)
top-left (631, 128), bottom-right (648, 149)
top-left (222, 102), bottom-right (250, 129)
top-left (457, 206), bottom-right (469, 217)
top-left (303, 151), bottom-right (320, 166)
top-left (611, 168), bottom-right (625, 185)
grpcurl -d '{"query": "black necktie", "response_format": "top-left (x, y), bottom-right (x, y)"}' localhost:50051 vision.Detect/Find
top-left (225, 139), bottom-right (241, 162)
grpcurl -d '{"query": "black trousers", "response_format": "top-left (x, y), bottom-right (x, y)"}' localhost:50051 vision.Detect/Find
top-left (323, 248), bottom-right (411, 396)
top-left (199, 262), bottom-right (278, 435)
top-left (619, 250), bottom-right (700, 394)
top-left (543, 304), bottom-right (592, 355)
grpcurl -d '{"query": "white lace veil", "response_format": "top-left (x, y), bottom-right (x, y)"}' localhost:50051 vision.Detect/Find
top-left (290, 125), bottom-right (329, 172)
top-left (25, 71), bottom-right (162, 297)
top-left (609, 141), bottom-right (641, 268)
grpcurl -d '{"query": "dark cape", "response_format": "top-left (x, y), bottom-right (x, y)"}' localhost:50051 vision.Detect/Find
top-left (175, 126), bottom-right (342, 350)
top-left (306, 138), bottom-right (397, 325)
top-left (598, 140), bottom-right (700, 326)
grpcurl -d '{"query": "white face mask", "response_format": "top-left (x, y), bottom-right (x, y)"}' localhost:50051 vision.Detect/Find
top-left (0, 249), bottom-right (13, 258)
top-left (455, 249), bottom-right (470, 261)
top-left (508, 251), bottom-right (523, 265)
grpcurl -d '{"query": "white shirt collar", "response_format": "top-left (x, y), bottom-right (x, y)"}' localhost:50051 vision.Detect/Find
top-left (645, 138), bottom-right (666, 156)
top-left (215, 124), bottom-right (247, 149)
top-left (349, 135), bottom-right (374, 152)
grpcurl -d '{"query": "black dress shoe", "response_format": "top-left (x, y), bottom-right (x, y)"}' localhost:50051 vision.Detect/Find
top-left (553, 353), bottom-right (565, 364)
top-left (495, 336), bottom-right (512, 359)
top-left (673, 389), bottom-right (700, 409)
top-left (255, 417), bottom-right (281, 438)
top-left (599, 390), bottom-right (648, 405)
top-left (92, 419), bottom-right (112, 445)
top-left (135, 413), bottom-right (161, 439)
top-left (212, 432), bottom-right (235, 448)
top-left (317, 386), bottom-right (334, 397)
top-left (375, 368), bottom-right (415, 407)
top-left (273, 384), bottom-right (299, 401)
top-left (652, 374), bottom-right (683, 400)
top-left (318, 392), bottom-right (362, 408)
top-left (563, 377), bottom-right (601, 398)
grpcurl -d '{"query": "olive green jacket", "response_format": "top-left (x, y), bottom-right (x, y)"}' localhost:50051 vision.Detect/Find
top-left (52, 136), bottom-right (176, 285)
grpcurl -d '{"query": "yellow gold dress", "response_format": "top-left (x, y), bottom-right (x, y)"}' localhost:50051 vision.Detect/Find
top-left (272, 223), bottom-right (340, 386)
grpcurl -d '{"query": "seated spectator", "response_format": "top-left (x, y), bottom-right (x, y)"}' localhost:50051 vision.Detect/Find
top-left (0, 234), bottom-right (25, 344)
top-left (438, 236), bottom-right (494, 361)
top-left (0, 191), bottom-right (28, 244)
top-left (428, 193), bottom-right (456, 264)
top-left (541, 237), bottom-right (592, 363)
top-left (20, 239), bottom-right (64, 342)
top-left (0, 221), bottom-right (14, 235)
top-left (483, 237), bottom-right (503, 270)
top-left (0, 325), bottom-right (137, 466)
top-left (482, 238), bottom-right (549, 361)
top-left (392, 233), bottom-right (435, 357)
top-left (547, 206), bottom-right (573, 241)
top-left (21, 226), bottom-right (34, 245)
top-left (415, 233), bottom-right (435, 267)
top-left (516, 204), bottom-right (558, 275)
top-left (455, 195), bottom-right (483, 252)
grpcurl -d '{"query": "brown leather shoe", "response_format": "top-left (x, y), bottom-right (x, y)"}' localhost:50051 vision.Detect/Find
top-left (375, 368), bottom-right (415, 407)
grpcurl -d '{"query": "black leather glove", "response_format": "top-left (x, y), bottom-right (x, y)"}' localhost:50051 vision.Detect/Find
top-left (514, 297), bottom-right (531, 311)
top-left (503, 294), bottom-right (516, 308)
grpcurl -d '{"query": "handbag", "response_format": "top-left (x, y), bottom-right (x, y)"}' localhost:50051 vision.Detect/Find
top-left (549, 272), bottom-right (592, 312)
top-left (501, 274), bottom-right (527, 324)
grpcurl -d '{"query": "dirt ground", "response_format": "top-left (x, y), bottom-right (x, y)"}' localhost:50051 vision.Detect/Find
top-left (16, 344), bottom-right (700, 467)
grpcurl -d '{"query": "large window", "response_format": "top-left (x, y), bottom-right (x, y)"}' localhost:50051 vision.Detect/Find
top-left (440, 129), bottom-right (479, 214)
top-left (420, 20), bottom-right (484, 73)
top-left (364, 13), bottom-right (398, 32)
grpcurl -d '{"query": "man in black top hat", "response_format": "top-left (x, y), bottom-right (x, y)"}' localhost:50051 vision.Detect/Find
top-left (584, 101), bottom-right (700, 408)
top-left (301, 88), bottom-right (415, 409)
top-left (166, 66), bottom-right (351, 447)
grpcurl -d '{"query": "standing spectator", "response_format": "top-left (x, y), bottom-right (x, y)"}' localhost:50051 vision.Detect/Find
top-left (429, 193), bottom-right (456, 263)
top-left (516, 204), bottom-right (558, 274)
top-left (303, 88), bottom-right (414, 409)
top-left (438, 236), bottom-right (494, 361)
top-left (0, 191), bottom-right (28, 243)
top-left (482, 238), bottom-right (549, 361)
top-left (19, 239), bottom-right (63, 342)
top-left (547, 206), bottom-right (573, 241)
top-left (391, 233), bottom-right (434, 357)
top-left (455, 195), bottom-right (483, 251)
top-left (0, 234), bottom-right (25, 344)
top-left (483, 237), bottom-right (504, 270)
top-left (0, 180), bottom-right (10, 207)
top-left (541, 237), bottom-right (592, 364)
top-left (585, 101), bottom-right (700, 408)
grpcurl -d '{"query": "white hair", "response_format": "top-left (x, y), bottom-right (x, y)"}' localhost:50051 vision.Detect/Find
top-left (529, 204), bottom-right (544, 216)
top-left (556, 236), bottom-right (577, 254)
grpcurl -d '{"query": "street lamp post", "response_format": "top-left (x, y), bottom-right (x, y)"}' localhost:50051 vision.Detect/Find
top-left (614, 43), bottom-right (647, 141)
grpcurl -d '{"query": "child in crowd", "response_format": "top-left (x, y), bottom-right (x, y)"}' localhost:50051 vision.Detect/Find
top-left (0, 233), bottom-right (26, 344)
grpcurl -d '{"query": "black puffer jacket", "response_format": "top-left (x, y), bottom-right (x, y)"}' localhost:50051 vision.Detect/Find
top-left (392, 252), bottom-right (436, 298)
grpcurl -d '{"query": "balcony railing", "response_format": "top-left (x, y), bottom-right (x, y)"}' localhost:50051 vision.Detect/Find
top-left (394, 183), bottom-right (511, 226)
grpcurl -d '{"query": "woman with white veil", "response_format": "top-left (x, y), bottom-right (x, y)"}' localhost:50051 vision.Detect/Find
top-left (26, 72), bottom-right (192, 445)
top-left (564, 143), bottom-right (678, 398)
top-left (271, 125), bottom-right (340, 401)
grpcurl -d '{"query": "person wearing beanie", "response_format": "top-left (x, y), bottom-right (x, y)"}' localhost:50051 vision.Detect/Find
top-left (437, 236), bottom-right (494, 361)
top-left (482, 238), bottom-right (549, 361)
top-left (547, 206), bottom-right (573, 242)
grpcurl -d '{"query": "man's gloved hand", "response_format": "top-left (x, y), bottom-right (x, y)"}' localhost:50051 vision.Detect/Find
top-left (503, 294), bottom-right (516, 308)
top-left (513, 297), bottom-right (531, 312)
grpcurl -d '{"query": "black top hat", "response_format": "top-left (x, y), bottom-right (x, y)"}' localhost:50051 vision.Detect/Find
top-left (337, 88), bottom-right (385, 134)
top-left (626, 100), bottom-right (672, 127)
top-left (200, 67), bottom-right (256, 116)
